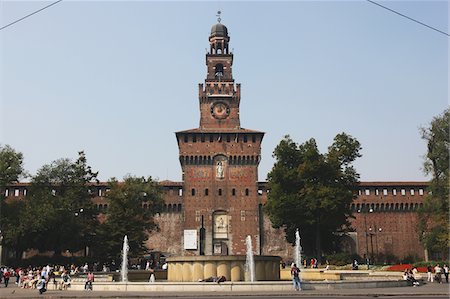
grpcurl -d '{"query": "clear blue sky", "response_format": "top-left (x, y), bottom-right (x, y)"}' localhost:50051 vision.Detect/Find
top-left (0, 1), bottom-right (448, 182)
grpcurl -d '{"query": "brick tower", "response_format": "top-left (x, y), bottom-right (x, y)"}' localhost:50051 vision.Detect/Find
top-left (176, 16), bottom-right (264, 256)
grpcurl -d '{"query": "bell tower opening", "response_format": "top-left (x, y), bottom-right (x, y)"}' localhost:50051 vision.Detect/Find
top-left (214, 63), bottom-right (224, 80)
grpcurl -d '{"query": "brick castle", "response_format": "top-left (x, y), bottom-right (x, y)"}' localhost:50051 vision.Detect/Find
top-left (5, 19), bottom-right (427, 262)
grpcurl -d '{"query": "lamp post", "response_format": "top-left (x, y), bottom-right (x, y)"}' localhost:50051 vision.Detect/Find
top-left (74, 208), bottom-right (88, 256)
top-left (374, 226), bottom-right (382, 259)
top-left (358, 206), bottom-right (373, 269)
top-left (199, 215), bottom-right (205, 255)
top-left (368, 227), bottom-right (374, 263)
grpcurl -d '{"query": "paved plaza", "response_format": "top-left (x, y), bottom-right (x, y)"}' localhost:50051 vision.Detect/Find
top-left (0, 282), bottom-right (448, 298)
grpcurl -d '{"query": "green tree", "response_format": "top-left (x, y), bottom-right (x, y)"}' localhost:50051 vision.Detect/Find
top-left (418, 108), bottom-right (449, 258)
top-left (18, 151), bottom-right (99, 257)
top-left (265, 133), bottom-right (361, 258)
top-left (0, 145), bottom-right (25, 262)
top-left (93, 176), bottom-right (164, 262)
top-left (0, 144), bottom-right (25, 189)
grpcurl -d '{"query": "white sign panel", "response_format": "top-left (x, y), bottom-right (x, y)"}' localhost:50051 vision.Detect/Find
top-left (184, 229), bottom-right (198, 250)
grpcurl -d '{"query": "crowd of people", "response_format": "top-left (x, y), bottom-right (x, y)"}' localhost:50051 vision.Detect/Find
top-left (426, 264), bottom-right (449, 284)
top-left (0, 259), bottom-right (166, 294)
top-left (0, 264), bottom-right (96, 294)
top-left (399, 264), bottom-right (449, 287)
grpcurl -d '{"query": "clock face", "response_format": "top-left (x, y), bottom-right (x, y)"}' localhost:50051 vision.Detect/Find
top-left (211, 102), bottom-right (230, 119)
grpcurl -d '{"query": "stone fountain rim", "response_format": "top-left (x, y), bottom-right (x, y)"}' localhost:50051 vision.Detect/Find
top-left (166, 255), bottom-right (281, 262)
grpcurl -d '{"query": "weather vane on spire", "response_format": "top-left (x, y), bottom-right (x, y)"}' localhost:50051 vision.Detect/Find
top-left (216, 10), bottom-right (221, 23)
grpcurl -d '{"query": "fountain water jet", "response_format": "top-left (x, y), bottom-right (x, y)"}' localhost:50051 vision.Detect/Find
top-left (295, 229), bottom-right (302, 281)
top-left (295, 229), bottom-right (301, 267)
top-left (121, 235), bottom-right (129, 282)
top-left (245, 235), bottom-right (255, 282)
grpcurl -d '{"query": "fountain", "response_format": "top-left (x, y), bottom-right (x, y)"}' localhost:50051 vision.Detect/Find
top-left (295, 228), bottom-right (301, 268)
top-left (167, 234), bottom-right (280, 282)
top-left (245, 235), bottom-right (255, 282)
top-left (121, 235), bottom-right (129, 282)
top-left (295, 229), bottom-right (302, 281)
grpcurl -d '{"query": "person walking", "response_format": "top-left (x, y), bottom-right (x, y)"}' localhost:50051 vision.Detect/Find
top-left (3, 269), bottom-right (11, 287)
top-left (84, 270), bottom-right (94, 291)
top-left (37, 275), bottom-right (47, 295)
top-left (291, 263), bottom-right (301, 291)
top-left (427, 265), bottom-right (434, 282)
top-left (434, 264), bottom-right (442, 283)
top-left (443, 264), bottom-right (449, 283)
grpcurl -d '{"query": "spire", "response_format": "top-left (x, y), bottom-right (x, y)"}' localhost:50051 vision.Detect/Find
top-left (216, 10), bottom-right (222, 23)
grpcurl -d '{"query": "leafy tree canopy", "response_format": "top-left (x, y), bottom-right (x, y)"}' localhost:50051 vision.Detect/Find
top-left (265, 133), bottom-right (361, 257)
top-left (0, 144), bottom-right (25, 190)
top-left (93, 176), bottom-right (164, 262)
top-left (0, 145), bottom-right (25, 259)
top-left (10, 151), bottom-right (99, 256)
top-left (418, 108), bottom-right (449, 256)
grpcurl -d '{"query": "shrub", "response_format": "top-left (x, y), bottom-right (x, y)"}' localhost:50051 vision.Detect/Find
top-left (324, 252), bottom-right (361, 266)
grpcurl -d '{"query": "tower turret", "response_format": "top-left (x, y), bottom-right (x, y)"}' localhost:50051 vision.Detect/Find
top-left (176, 14), bottom-right (265, 256)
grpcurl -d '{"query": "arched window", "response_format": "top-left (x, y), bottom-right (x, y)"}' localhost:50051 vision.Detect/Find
top-left (245, 189), bottom-right (249, 196)
top-left (218, 189), bottom-right (222, 196)
top-left (191, 188), bottom-right (196, 196)
top-left (380, 203), bottom-right (385, 210)
top-left (143, 204), bottom-right (148, 210)
top-left (204, 188), bottom-right (209, 196)
top-left (177, 204), bottom-right (182, 212)
top-left (214, 64), bottom-right (224, 79)
top-left (232, 188), bottom-right (236, 196)
top-left (103, 204), bottom-right (108, 210)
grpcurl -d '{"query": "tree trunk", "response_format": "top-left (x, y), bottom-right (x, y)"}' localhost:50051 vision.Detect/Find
top-left (315, 220), bottom-right (321, 263)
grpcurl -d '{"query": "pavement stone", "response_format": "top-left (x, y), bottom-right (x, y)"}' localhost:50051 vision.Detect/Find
top-left (0, 281), bottom-right (448, 298)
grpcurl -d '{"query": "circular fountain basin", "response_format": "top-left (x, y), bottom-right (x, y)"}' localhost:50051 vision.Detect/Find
top-left (166, 255), bottom-right (281, 282)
